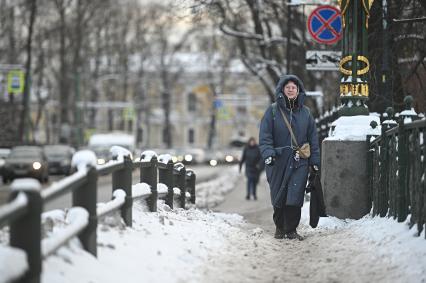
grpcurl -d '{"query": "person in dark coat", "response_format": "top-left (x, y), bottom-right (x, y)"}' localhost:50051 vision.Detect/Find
top-left (239, 137), bottom-right (263, 200)
top-left (259, 74), bottom-right (320, 240)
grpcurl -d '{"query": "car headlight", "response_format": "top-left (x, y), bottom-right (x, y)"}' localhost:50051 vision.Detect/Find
top-left (177, 155), bottom-right (184, 162)
top-left (184, 154), bottom-right (193, 162)
top-left (0, 159), bottom-right (5, 167)
top-left (209, 159), bottom-right (217, 166)
top-left (97, 158), bottom-right (106, 165)
top-left (225, 155), bottom-right (234, 162)
top-left (172, 156), bottom-right (178, 163)
top-left (33, 162), bottom-right (42, 170)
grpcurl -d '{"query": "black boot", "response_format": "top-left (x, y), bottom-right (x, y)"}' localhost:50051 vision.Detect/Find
top-left (284, 231), bottom-right (304, 241)
top-left (274, 227), bottom-right (284, 239)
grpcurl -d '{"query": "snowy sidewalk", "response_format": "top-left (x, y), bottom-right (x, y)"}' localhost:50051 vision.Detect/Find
top-left (1, 167), bottom-right (425, 283)
top-left (203, 174), bottom-right (426, 283)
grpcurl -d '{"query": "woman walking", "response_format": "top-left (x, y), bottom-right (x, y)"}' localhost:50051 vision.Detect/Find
top-left (239, 137), bottom-right (263, 200)
top-left (259, 74), bottom-right (320, 240)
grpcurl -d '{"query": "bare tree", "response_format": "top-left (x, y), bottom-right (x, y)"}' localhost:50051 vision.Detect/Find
top-left (19, 0), bottom-right (37, 143)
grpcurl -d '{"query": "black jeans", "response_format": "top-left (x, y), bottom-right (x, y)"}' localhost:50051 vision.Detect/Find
top-left (273, 195), bottom-right (301, 233)
top-left (246, 177), bottom-right (257, 198)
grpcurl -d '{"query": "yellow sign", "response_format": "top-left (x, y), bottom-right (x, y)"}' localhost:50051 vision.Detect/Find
top-left (7, 70), bottom-right (24, 94)
top-left (123, 107), bottom-right (136, 120)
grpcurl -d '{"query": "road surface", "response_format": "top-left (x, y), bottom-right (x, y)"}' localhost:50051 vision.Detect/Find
top-left (0, 164), bottom-right (226, 211)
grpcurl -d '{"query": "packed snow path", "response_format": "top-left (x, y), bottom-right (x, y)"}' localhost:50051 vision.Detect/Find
top-left (205, 174), bottom-right (426, 283)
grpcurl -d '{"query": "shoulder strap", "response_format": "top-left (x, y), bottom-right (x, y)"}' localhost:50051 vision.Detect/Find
top-left (277, 106), bottom-right (299, 148)
top-left (271, 102), bottom-right (277, 120)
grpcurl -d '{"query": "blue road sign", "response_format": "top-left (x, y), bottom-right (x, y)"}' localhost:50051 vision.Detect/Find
top-left (307, 5), bottom-right (342, 45)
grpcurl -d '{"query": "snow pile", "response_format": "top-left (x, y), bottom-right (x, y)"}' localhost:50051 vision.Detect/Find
top-left (10, 178), bottom-right (41, 191)
top-left (41, 202), bottom-right (244, 283)
top-left (196, 166), bottom-right (240, 209)
top-left (132, 183), bottom-right (151, 198)
top-left (71, 150), bottom-right (97, 171)
top-left (158, 154), bottom-right (173, 164)
top-left (173, 187), bottom-right (181, 196)
top-left (300, 202), bottom-right (426, 280)
top-left (326, 115), bottom-right (381, 141)
top-left (157, 183), bottom-right (168, 195)
top-left (110, 146), bottom-right (132, 161)
top-left (0, 245), bottom-right (28, 283)
top-left (140, 150), bottom-right (157, 162)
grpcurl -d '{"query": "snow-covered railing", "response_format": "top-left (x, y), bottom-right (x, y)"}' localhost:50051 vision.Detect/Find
top-left (316, 103), bottom-right (340, 144)
top-left (97, 190), bottom-right (126, 219)
top-left (0, 147), bottom-right (197, 282)
top-left (367, 105), bottom-right (425, 239)
top-left (0, 192), bottom-right (28, 228)
top-left (42, 207), bottom-right (89, 258)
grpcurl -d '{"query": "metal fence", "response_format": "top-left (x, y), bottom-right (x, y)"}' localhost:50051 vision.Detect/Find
top-left (0, 149), bottom-right (196, 283)
top-left (367, 112), bottom-right (425, 239)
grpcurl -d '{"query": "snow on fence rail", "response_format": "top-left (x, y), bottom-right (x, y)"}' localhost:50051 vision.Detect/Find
top-left (367, 110), bottom-right (425, 239)
top-left (0, 147), bottom-right (197, 283)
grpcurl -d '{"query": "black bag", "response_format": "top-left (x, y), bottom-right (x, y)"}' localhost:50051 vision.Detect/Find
top-left (306, 172), bottom-right (327, 228)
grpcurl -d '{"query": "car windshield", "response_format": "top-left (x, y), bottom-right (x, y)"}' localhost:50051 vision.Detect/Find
top-left (9, 150), bottom-right (41, 159)
top-left (44, 146), bottom-right (70, 158)
top-left (90, 147), bottom-right (110, 158)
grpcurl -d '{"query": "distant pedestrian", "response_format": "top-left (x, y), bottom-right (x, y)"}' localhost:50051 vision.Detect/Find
top-left (239, 137), bottom-right (263, 200)
top-left (259, 74), bottom-right (320, 240)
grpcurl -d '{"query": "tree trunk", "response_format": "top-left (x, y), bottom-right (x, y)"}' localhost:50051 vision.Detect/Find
top-left (19, 0), bottom-right (37, 143)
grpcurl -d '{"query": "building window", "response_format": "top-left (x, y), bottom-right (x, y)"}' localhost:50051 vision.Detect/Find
top-left (188, 93), bottom-right (197, 112)
top-left (188, 128), bottom-right (195, 144)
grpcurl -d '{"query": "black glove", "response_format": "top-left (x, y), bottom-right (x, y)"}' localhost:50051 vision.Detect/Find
top-left (306, 166), bottom-right (318, 193)
top-left (265, 156), bottom-right (275, 166)
top-left (309, 165), bottom-right (319, 175)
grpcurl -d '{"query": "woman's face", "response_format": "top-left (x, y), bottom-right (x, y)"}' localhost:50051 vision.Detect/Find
top-left (283, 81), bottom-right (298, 100)
top-left (249, 139), bottom-right (255, 146)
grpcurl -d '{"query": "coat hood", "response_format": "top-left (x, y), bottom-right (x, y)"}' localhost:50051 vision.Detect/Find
top-left (275, 74), bottom-right (306, 107)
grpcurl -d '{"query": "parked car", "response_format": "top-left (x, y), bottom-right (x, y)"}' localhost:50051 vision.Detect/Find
top-left (43, 145), bottom-right (75, 175)
top-left (1, 146), bottom-right (49, 184)
top-left (0, 148), bottom-right (11, 176)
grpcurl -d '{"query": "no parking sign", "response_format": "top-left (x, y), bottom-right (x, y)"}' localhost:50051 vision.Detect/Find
top-left (307, 5), bottom-right (342, 45)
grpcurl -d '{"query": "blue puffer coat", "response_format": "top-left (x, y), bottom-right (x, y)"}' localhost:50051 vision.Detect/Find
top-left (259, 75), bottom-right (320, 208)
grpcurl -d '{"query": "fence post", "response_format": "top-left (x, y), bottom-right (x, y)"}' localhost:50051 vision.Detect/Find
top-left (397, 118), bottom-right (409, 222)
top-left (73, 166), bottom-right (98, 256)
top-left (379, 125), bottom-right (389, 217)
top-left (9, 179), bottom-right (42, 283)
top-left (140, 155), bottom-right (158, 212)
top-left (186, 169), bottom-right (196, 205)
top-left (112, 155), bottom-right (133, 227)
top-left (158, 159), bottom-right (174, 209)
top-left (173, 163), bottom-right (186, 208)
